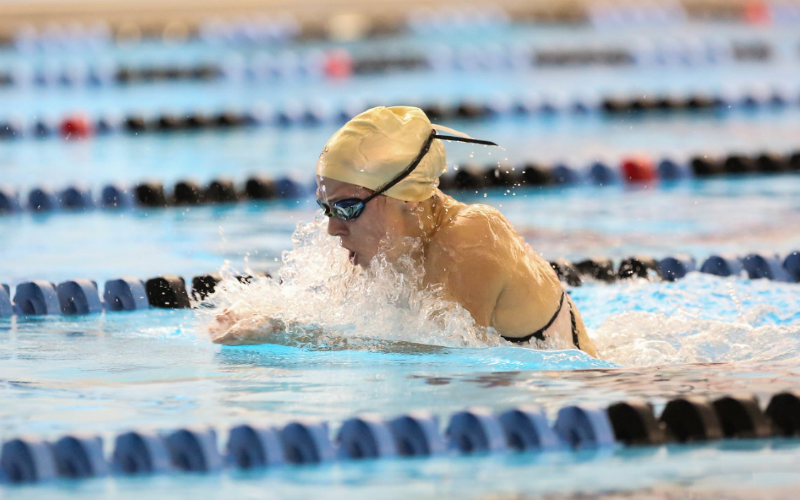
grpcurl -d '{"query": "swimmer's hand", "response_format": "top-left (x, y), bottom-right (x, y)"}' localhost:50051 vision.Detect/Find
top-left (209, 307), bottom-right (285, 345)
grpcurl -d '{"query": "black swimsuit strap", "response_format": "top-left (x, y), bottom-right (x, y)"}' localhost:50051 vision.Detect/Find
top-left (502, 291), bottom-right (565, 344)
top-left (570, 304), bottom-right (580, 349)
top-left (502, 292), bottom-right (582, 349)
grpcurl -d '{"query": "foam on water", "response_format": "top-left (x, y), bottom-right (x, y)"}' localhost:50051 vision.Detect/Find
top-left (580, 274), bottom-right (800, 367)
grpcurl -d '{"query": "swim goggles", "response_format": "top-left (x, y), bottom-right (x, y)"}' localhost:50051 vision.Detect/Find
top-left (317, 129), bottom-right (497, 221)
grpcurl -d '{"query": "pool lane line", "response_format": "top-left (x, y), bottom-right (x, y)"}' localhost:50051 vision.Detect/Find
top-left (2, 148), bottom-right (800, 217)
top-left (3, 80), bottom-right (800, 142)
top-left (1, 392), bottom-right (798, 484)
top-left (1, 252), bottom-right (798, 319)
top-left (0, 30), bottom-right (779, 90)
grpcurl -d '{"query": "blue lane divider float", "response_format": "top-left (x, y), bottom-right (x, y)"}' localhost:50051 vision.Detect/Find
top-left (0, 439), bottom-right (57, 483)
top-left (389, 411), bottom-right (446, 457)
top-left (112, 432), bottom-right (172, 475)
top-left (742, 253), bottom-right (792, 282)
top-left (0, 284), bottom-right (12, 318)
top-left (553, 405), bottom-right (616, 449)
top-left (100, 183), bottom-right (134, 209)
top-left (13, 280), bottom-right (61, 315)
top-left (336, 415), bottom-right (397, 460)
top-left (56, 280), bottom-right (103, 315)
top-left (446, 407), bottom-right (507, 454)
top-left (4, 391), bottom-right (799, 486)
top-left (165, 428), bottom-right (223, 473)
top-left (103, 278), bottom-right (149, 311)
top-left (786, 252), bottom-right (800, 283)
top-left (226, 425), bottom-right (284, 469)
top-left (280, 421), bottom-right (335, 465)
top-left (497, 406), bottom-right (562, 452)
top-left (588, 161), bottom-right (620, 185)
top-left (699, 254), bottom-right (744, 277)
top-left (59, 185), bottom-right (94, 211)
top-left (0, 186), bottom-right (21, 213)
top-left (52, 436), bottom-right (109, 479)
top-left (27, 187), bottom-right (59, 212)
top-left (657, 158), bottom-right (691, 180)
top-left (658, 255), bottom-right (696, 282)
top-left (550, 163), bottom-right (584, 185)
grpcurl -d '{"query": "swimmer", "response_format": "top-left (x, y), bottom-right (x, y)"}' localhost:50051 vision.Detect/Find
top-left (212, 106), bottom-right (597, 357)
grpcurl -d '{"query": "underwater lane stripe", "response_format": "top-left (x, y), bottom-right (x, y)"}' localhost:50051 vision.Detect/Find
top-left (1, 253), bottom-right (798, 319)
top-left (2, 392), bottom-right (800, 485)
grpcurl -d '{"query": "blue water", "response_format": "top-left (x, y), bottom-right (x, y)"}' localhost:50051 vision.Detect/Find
top-left (2, 20), bottom-right (800, 499)
top-left (2, 177), bottom-right (799, 283)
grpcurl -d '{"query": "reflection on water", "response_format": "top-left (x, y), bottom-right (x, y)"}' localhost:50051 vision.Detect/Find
top-left (1, 305), bottom-right (799, 437)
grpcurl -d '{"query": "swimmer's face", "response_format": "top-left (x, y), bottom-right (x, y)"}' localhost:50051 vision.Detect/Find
top-left (317, 177), bottom-right (415, 268)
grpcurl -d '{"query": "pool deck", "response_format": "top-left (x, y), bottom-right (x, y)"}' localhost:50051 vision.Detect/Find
top-left (0, 0), bottom-right (749, 42)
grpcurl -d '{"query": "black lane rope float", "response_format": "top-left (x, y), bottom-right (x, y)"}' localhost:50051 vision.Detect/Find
top-left (1, 251), bottom-right (797, 318)
top-left (2, 391), bottom-right (800, 485)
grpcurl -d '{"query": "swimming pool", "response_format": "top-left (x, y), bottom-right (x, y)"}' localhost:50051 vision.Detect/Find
top-left (2, 18), bottom-right (800, 499)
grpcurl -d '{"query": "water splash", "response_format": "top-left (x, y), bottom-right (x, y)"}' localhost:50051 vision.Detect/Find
top-left (197, 215), bottom-right (504, 350)
top-left (199, 216), bottom-right (800, 366)
top-left (583, 274), bottom-right (800, 367)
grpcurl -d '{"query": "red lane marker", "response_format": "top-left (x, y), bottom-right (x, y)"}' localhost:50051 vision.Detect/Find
top-left (622, 155), bottom-right (656, 183)
top-left (60, 114), bottom-right (92, 138)
top-left (324, 49), bottom-right (353, 79)
top-left (744, 0), bottom-right (772, 24)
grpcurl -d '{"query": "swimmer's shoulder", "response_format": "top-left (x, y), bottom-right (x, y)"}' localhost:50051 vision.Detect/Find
top-left (427, 200), bottom-right (517, 264)
top-left (438, 202), bottom-right (516, 243)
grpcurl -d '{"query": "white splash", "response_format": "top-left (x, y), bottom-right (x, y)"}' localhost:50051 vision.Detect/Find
top-left (197, 215), bottom-right (504, 350)
top-left (586, 274), bottom-right (800, 367)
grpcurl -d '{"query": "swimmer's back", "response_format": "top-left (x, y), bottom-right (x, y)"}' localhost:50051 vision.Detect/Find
top-left (423, 193), bottom-right (597, 357)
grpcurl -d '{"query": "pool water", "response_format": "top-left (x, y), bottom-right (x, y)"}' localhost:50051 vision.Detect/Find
top-left (2, 276), bottom-right (800, 499)
top-left (2, 20), bottom-right (800, 499)
top-left (3, 177), bottom-right (800, 283)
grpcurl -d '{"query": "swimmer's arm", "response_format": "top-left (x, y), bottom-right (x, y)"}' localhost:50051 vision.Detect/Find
top-left (209, 304), bottom-right (287, 345)
top-left (209, 304), bottom-right (336, 346)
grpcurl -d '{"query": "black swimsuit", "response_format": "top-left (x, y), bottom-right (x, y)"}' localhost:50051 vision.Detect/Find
top-left (500, 291), bottom-right (581, 349)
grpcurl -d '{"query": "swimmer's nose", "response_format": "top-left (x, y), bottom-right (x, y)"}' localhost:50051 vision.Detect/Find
top-left (327, 217), bottom-right (348, 237)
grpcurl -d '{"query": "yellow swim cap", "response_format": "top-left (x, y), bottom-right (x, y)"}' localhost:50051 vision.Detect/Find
top-left (316, 106), bottom-right (447, 202)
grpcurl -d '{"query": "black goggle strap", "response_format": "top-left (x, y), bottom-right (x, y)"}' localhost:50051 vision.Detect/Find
top-left (361, 130), bottom-right (437, 205)
top-left (434, 134), bottom-right (499, 147)
top-left (361, 130), bottom-right (498, 204)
